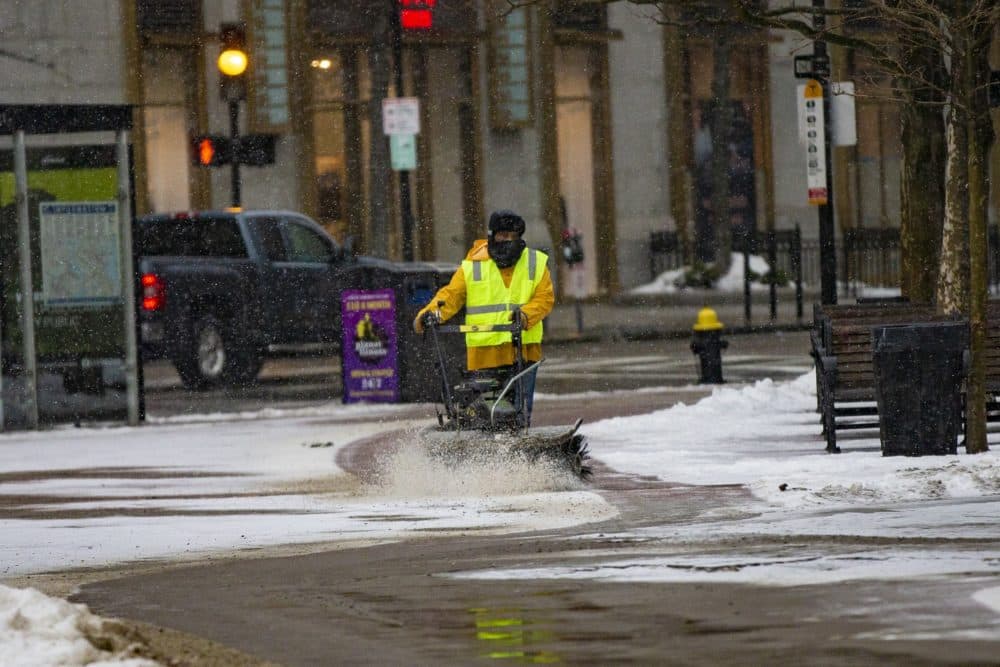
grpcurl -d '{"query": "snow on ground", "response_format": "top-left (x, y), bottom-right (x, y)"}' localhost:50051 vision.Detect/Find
top-left (0, 404), bottom-right (612, 578)
top-left (4, 372), bottom-right (1000, 662)
top-left (0, 400), bottom-right (613, 666)
top-left (452, 371), bottom-right (1000, 636)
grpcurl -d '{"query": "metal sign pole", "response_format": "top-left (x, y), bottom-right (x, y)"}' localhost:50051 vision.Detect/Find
top-left (813, 0), bottom-right (837, 305)
top-left (116, 131), bottom-right (140, 425)
top-left (0, 248), bottom-right (4, 431)
top-left (13, 129), bottom-right (38, 429)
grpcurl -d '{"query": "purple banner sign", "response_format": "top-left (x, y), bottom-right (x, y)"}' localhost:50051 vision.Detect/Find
top-left (341, 289), bottom-right (399, 403)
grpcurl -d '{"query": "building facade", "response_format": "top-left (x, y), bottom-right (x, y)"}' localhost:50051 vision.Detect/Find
top-left (2, 1), bottom-right (997, 296)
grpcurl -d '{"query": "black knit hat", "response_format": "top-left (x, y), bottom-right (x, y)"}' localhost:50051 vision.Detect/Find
top-left (488, 210), bottom-right (526, 236)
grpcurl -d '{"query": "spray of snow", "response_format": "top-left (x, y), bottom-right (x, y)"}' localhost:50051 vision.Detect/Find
top-left (366, 428), bottom-right (583, 498)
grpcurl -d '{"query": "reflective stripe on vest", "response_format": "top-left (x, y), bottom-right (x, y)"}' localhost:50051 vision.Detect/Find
top-left (461, 249), bottom-right (547, 347)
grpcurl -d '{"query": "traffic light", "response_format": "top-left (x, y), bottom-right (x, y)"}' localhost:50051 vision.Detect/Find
top-left (192, 135), bottom-right (231, 167)
top-left (217, 22), bottom-right (248, 101)
top-left (399, 0), bottom-right (435, 30)
top-left (191, 135), bottom-right (276, 167)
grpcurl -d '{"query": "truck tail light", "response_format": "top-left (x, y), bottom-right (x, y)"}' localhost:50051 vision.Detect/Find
top-left (141, 273), bottom-right (165, 311)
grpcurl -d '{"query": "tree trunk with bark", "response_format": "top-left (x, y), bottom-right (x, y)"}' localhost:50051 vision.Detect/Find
top-left (962, 14), bottom-right (995, 455)
top-left (898, 46), bottom-right (945, 305)
top-left (935, 90), bottom-right (969, 314)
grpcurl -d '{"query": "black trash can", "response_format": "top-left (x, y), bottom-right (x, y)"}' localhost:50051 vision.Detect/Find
top-left (871, 321), bottom-right (968, 456)
top-left (343, 259), bottom-right (463, 403)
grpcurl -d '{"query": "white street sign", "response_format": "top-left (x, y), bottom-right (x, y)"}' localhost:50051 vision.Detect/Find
top-left (382, 97), bottom-right (420, 136)
top-left (798, 79), bottom-right (828, 206)
top-left (831, 81), bottom-right (857, 147)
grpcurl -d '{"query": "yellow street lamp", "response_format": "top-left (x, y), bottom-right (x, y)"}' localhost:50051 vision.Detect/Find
top-left (217, 48), bottom-right (248, 77)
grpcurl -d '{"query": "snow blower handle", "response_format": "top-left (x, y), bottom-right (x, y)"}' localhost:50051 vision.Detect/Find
top-left (426, 300), bottom-right (457, 420)
top-left (509, 306), bottom-right (525, 370)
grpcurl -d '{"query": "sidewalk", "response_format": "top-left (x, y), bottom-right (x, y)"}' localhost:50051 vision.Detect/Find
top-left (544, 288), bottom-right (816, 343)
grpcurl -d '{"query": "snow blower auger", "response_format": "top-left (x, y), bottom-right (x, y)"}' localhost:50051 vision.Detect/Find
top-left (417, 303), bottom-right (591, 481)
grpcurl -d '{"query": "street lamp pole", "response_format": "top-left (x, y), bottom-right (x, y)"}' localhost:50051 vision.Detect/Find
top-left (813, 0), bottom-right (837, 305)
top-left (228, 98), bottom-right (242, 208)
top-left (217, 23), bottom-right (248, 209)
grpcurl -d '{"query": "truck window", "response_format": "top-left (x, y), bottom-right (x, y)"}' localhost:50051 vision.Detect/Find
top-left (248, 219), bottom-right (287, 262)
top-left (284, 221), bottom-right (334, 263)
top-left (138, 217), bottom-right (247, 258)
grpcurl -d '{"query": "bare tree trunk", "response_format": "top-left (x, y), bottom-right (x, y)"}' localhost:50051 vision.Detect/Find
top-left (898, 46), bottom-right (945, 305)
top-left (710, 30), bottom-right (733, 274)
top-left (935, 92), bottom-right (969, 314)
top-left (963, 15), bottom-right (995, 455)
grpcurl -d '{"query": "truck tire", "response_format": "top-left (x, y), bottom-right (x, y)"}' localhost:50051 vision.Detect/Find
top-left (175, 315), bottom-right (228, 390)
top-left (175, 315), bottom-right (264, 390)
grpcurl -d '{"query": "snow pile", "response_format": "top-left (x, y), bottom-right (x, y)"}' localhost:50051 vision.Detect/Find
top-left (586, 370), bottom-right (1000, 508)
top-left (0, 584), bottom-right (157, 667)
top-left (630, 252), bottom-right (773, 295)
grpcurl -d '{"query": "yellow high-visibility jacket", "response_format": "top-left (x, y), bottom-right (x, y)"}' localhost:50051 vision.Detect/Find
top-left (416, 239), bottom-right (554, 371)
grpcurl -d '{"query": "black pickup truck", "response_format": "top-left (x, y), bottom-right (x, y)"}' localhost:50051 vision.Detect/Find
top-left (136, 209), bottom-right (389, 389)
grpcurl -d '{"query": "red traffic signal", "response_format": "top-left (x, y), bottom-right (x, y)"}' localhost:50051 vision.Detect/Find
top-left (399, 0), bottom-right (435, 30)
top-left (192, 135), bottom-right (231, 167)
top-left (191, 134), bottom-right (275, 167)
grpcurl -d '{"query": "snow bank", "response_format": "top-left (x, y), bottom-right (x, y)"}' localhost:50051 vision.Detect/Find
top-left (0, 584), bottom-right (156, 667)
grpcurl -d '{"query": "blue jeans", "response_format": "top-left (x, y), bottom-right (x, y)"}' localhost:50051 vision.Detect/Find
top-left (512, 364), bottom-right (539, 427)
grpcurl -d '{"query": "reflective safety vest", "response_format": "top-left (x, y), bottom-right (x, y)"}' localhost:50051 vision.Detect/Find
top-left (461, 248), bottom-right (547, 348)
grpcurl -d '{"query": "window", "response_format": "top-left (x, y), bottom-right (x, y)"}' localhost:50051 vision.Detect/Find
top-left (248, 218), bottom-right (288, 261)
top-left (138, 0), bottom-right (199, 33)
top-left (136, 216), bottom-right (247, 258)
top-left (552, 1), bottom-right (607, 31)
top-left (284, 221), bottom-right (334, 263)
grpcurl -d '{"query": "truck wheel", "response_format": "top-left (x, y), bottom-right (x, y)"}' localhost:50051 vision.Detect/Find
top-left (175, 316), bottom-right (228, 389)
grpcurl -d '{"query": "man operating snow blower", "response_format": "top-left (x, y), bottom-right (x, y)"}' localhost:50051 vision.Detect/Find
top-left (413, 209), bottom-right (554, 426)
top-left (412, 210), bottom-right (590, 479)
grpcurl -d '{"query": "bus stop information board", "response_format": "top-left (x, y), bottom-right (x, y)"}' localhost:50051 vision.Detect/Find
top-left (39, 201), bottom-right (121, 305)
top-left (341, 289), bottom-right (400, 403)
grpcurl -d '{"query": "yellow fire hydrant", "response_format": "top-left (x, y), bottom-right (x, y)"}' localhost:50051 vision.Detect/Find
top-left (691, 307), bottom-right (728, 384)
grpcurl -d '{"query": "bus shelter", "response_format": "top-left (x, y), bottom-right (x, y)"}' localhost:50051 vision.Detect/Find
top-left (0, 105), bottom-right (140, 430)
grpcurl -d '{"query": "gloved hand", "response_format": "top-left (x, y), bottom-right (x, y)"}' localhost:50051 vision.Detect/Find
top-left (509, 310), bottom-right (528, 329)
top-left (414, 310), bottom-right (438, 334)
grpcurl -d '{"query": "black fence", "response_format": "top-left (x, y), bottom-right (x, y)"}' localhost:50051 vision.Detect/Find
top-left (842, 225), bottom-right (1000, 296)
top-left (842, 227), bottom-right (899, 295)
top-left (649, 228), bottom-right (802, 285)
top-left (649, 229), bottom-right (685, 280)
top-left (647, 226), bottom-right (805, 322)
top-left (651, 224), bottom-right (1000, 301)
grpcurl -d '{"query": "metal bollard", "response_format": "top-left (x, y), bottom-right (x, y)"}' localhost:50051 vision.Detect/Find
top-left (691, 307), bottom-right (728, 384)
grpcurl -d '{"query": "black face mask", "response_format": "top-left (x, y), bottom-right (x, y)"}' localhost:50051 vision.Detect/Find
top-left (488, 238), bottom-right (526, 269)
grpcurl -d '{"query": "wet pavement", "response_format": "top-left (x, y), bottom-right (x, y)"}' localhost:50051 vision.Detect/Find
top-left (71, 382), bottom-right (1000, 666)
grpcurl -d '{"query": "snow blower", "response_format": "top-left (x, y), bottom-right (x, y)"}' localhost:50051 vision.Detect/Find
top-left (417, 303), bottom-right (591, 480)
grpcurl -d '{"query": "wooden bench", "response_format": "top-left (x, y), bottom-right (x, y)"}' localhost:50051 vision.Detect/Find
top-left (810, 302), bottom-right (955, 452)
